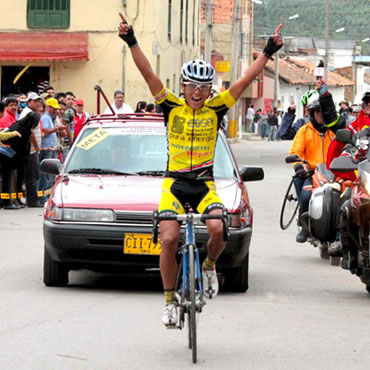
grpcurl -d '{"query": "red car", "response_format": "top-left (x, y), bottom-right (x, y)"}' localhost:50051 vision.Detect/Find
top-left (41, 114), bottom-right (263, 292)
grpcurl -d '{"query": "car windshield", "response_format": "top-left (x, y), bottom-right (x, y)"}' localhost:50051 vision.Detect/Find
top-left (65, 126), bottom-right (236, 179)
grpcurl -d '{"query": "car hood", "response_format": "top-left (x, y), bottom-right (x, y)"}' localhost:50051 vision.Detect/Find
top-left (53, 175), bottom-right (241, 212)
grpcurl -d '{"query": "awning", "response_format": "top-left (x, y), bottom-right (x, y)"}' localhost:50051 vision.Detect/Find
top-left (0, 33), bottom-right (88, 61)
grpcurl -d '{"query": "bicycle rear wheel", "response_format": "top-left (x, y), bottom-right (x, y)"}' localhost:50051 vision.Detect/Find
top-left (280, 178), bottom-right (299, 230)
top-left (187, 243), bottom-right (197, 363)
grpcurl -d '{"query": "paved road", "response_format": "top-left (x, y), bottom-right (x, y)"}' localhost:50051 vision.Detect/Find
top-left (1, 140), bottom-right (369, 370)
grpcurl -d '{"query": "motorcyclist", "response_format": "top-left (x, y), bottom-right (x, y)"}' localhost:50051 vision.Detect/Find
top-left (326, 92), bottom-right (370, 268)
top-left (289, 80), bottom-right (346, 243)
top-left (277, 90), bottom-right (317, 140)
top-left (327, 91), bottom-right (370, 181)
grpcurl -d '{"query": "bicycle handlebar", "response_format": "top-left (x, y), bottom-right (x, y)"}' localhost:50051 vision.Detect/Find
top-left (152, 210), bottom-right (229, 244)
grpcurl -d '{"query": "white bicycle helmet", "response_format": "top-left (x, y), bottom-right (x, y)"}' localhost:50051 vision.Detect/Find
top-left (301, 90), bottom-right (319, 106)
top-left (181, 60), bottom-right (215, 84)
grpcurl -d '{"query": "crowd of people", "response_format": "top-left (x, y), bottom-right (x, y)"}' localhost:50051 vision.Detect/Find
top-left (244, 104), bottom-right (283, 141)
top-left (0, 84), bottom-right (164, 210)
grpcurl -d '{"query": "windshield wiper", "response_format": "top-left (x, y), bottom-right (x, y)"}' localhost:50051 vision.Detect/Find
top-left (136, 170), bottom-right (165, 176)
top-left (68, 168), bottom-right (134, 175)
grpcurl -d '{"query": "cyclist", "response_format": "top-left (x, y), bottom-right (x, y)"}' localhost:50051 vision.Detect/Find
top-left (289, 80), bottom-right (346, 243)
top-left (278, 90), bottom-right (318, 140)
top-left (118, 14), bottom-right (283, 327)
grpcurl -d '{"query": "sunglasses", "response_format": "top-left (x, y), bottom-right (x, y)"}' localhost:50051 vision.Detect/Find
top-left (183, 82), bottom-right (212, 93)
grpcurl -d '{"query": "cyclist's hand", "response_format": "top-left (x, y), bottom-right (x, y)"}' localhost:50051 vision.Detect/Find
top-left (263, 24), bottom-right (284, 60)
top-left (288, 104), bottom-right (296, 114)
top-left (118, 13), bottom-right (138, 48)
top-left (315, 79), bottom-right (328, 96)
top-left (294, 163), bottom-right (306, 178)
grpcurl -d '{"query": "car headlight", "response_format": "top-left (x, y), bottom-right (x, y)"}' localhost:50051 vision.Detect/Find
top-left (49, 206), bottom-right (114, 222)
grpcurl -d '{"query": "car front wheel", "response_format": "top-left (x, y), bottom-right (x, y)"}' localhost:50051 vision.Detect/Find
top-left (224, 253), bottom-right (249, 292)
top-left (43, 246), bottom-right (69, 287)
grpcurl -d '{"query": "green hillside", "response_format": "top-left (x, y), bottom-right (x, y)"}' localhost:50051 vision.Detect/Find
top-left (253, 0), bottom-right (370, 55)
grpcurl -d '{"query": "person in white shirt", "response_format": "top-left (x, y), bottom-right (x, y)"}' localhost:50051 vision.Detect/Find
top-left (104, 89), bottom-right (134, 114)
top-left (245, 104), bottom-right (255, 133)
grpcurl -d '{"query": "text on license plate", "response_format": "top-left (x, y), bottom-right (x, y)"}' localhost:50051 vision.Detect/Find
top-left (124, 233), bottom-right (162, 255)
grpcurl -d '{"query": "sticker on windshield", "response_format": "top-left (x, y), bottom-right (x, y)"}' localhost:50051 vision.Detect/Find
top-left (76, 128), bottom-right (110, 150)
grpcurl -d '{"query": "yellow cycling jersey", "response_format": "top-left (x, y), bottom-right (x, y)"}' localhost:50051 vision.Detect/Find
top-left (154, 87), bottom-right (236, 180)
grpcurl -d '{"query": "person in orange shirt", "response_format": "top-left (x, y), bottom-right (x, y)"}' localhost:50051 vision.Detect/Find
top-left (289, 80), bottom-right (346, 243)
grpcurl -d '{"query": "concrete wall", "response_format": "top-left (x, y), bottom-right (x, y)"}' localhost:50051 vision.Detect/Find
top-left (0, 0), bottom-right (200, 113)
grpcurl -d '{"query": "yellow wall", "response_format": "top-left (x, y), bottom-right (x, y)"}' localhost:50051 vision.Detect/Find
top-left (0, 0), bottom-right (200, 114)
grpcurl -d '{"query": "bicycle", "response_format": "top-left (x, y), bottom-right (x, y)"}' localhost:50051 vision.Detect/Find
top-left (280, 176), bottom-right (299, 230)
top-left (152, 208), bottom-right (229, 364)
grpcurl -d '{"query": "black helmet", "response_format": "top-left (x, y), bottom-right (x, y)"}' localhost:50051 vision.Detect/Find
top-left (362, 92), bottom-right (370, 105)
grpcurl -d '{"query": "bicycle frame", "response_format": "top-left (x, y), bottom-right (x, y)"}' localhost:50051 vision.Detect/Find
top-left (177, 216), bottom-right (205, 325)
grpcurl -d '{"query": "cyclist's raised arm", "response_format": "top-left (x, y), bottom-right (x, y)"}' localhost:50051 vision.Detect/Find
top-left (229, 24), bottom-right (283, 101)
top-left (118, 13), bottom-right (164, 96)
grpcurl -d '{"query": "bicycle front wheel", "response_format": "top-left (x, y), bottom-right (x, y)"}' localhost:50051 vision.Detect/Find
top-left (280, 178), bottom-right (299, 230)
top-left (187, 243), bottom-right (197, 364)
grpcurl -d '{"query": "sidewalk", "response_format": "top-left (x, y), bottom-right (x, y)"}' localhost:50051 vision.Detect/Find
top-left (227, 132), bottom-right (264, 144)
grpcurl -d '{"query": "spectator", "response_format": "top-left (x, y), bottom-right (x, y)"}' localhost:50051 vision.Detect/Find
top-left (19, 92), bottom-right (43, 207)
top-left (73, 99), bottom-right (90, 140)
top-left (146, 103), bottom-right (156, 113)
top-left (43, 86), bottom-right (55, 97)
top-left (0, 112), bottom-right (40, 209)
top-left (0, 101), bottom-right (4, 119)
top-left (267, 110), bottom-right (279, 141)
top-left (135, 101), bottom-right (147, 113)
top-left (64, 91), bottom-right (76, 137)
top-left (245, 104), bottom-right (255, 133)
top-left (339, 99), bottom-right (352, 126)
top-left (260, 111), bottom-right (269, 139)
top-left (39, 98), bottom-right (66, 204)
top-left (253, 108), bottom-right (262, 134)
top-left (104, 90), bottom-right (134, 114)
top-left (55, 92), bottom-right (66, 103)
top-left (0, 97), bottom-right (18, 129)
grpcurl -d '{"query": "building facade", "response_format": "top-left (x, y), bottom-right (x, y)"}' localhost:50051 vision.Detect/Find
top-left (0, 0), bottom-right (200, 113)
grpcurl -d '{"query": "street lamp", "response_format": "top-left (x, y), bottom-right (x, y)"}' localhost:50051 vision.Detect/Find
top-left (362, 37), bottom-right (370, 43)
top-left (335, 27), bottom-right (345, 33)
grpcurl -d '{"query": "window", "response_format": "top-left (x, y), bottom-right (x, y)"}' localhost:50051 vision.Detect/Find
top-left (27, 0), bottom-right (70, 28)
top-left (168, 0), bottom-right (172, 41)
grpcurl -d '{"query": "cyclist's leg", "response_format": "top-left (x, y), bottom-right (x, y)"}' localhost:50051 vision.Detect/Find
top-left (158, 178), bottom-right (184, 325)
top-left (159, 220), bottom-right (181, 292)
top-left (197, 181), bottom-right (225, 298)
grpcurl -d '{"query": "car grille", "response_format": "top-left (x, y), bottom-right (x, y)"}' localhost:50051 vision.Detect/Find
top-left (115, 211), bottom-right (153, 225)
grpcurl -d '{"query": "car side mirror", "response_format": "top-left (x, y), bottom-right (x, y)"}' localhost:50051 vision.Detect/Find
top-left (40, 158), bottom-right (62, 175)
top-left (285, 154), bottom-right (301, 163)
top-left (330, 156), bottom-right (358, 172)
top-left (335, 129), bottom-right (353, 144)
top-left (240, 166), bottom-right (264, 182)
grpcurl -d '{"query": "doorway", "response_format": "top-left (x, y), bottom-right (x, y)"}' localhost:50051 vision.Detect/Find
top-left (1, 66), bottom-right (49, 98)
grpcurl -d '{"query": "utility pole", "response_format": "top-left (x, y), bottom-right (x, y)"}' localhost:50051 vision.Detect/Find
top-left (204, 0), bottom-right (213, 63)
top-left (324, 0), bottom-right (329, 81)
top-left (230, 0), bottom-right (241, 137)
top-left (352, 45), bottom-right (357, 103)
top-left (274, 50), bottom-right (280, 109)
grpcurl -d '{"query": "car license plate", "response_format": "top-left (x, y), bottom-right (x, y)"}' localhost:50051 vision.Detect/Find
top-left (124, 233), bottom-right (162, 255)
